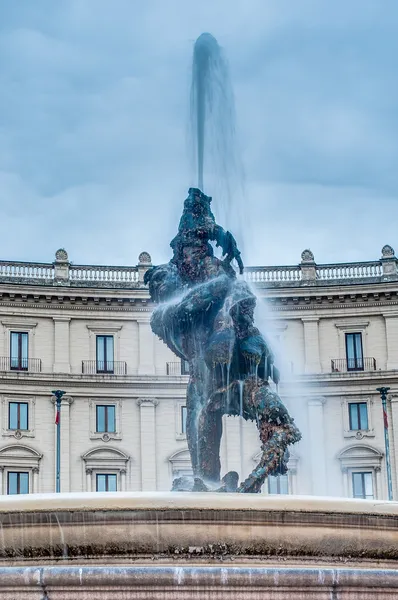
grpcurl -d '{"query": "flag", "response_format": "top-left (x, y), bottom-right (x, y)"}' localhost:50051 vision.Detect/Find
top-left (383, 406), bottom-right (389, 430)
top-left (55, 405), bottom-right (60, 425)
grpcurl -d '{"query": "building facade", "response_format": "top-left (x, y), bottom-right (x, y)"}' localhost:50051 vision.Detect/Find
top-left (0, 245), bottom-right (397, 500)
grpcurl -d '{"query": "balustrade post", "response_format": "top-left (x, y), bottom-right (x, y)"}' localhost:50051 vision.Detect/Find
top-left (137, 251), bottom-right (152, 284)
top-left (300, 249), bottom-right (316, 283)
top-left (381, 245), bottom-right (398, 281)
top-left (53, 249), bottom-right (70, 286)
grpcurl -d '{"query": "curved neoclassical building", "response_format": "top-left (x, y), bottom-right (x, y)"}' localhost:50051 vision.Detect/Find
top-left (0, 244), bottom-right (396, 500)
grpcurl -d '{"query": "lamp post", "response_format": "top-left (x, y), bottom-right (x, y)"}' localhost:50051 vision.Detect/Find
top-left (376, 387), bottom-right (393, 501)
top-left (52, 390), bottom-right (65, 493)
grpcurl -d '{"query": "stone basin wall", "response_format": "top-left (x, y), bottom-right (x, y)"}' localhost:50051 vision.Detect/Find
top-left (0, 492), bottom-right (397, 599)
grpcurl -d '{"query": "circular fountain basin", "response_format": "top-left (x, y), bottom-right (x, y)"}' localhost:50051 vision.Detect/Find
top-left (0, 492), bottom-right (397, 598)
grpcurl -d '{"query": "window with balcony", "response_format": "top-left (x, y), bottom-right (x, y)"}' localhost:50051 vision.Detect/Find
top-left (8, 402), bottom-right (28, 431)
top-left (345, 333), bottom-right (364, 371)
top-left (96, 405), bottom-right (116, 433)
top-left (349, 402), bottom-right (368, 431)
top-left (96, 473), bottom-right (117, 492)
top-left (181, 360), bottom-right (189, 375)
top-left (352, 471), bottom-right (373, 499)
top-left (96, 335), bottom-right (114, 373)
top-left (7, 471), bottom-right (29, 495)
top-left (10, 332), bottom-right (28, 371)
top-left (268, 474), bottom-right (289, 495)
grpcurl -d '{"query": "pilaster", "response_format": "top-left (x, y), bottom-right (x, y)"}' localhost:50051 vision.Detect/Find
top-left (384, 313), bottom-right (398, 370)
top-left (302, 317), bottom-right (321, 373)
top-left (307, 397), bottom-right (327, 495)
top-left (137, 398), bottom-right (158, 490)
top-left (137, 318), bottom-right (155, 375)
top-left (53, 317), bottom-right (71, 373)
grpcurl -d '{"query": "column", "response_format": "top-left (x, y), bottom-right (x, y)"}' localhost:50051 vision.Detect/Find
top-left (60, 397), bottom-right (73, 492)
top-left (53, 317), bottom-right (71, 373)
top-left (307, 398), bottom-right (327, 495)
top-left (389, 395), bottom-right (398, 498)
top-left (120, 469), bottom-right (127, 491)
top-left (302, 317), bottom-right (321, 373)
top-left (86, 469), bottom-right (92, 492)
top-left (375, 467), bottom-right (383, 500)
top-left (137, 318), bottom-right (155, 375)
top-left (137, 398), bottom-right (158, 490)
top-left (384, 313), bottom-right (398, 369)
top-left (32, 467), bottom-right (39, 493)
top-left (0, 467), bottom-right (3, 495)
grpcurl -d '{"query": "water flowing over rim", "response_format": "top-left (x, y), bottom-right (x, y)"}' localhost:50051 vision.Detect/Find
top-left (0, 491), bottom-right (397, 515)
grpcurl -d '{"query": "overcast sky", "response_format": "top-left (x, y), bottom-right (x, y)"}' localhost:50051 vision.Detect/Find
top-left (0, 1), bottom-right (397, 268)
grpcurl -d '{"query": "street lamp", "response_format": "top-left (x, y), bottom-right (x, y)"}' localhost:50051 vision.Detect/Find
top-left (376, 387), bottom-right (393, 501)
top-left (52, 390), bottom-right (65, 493)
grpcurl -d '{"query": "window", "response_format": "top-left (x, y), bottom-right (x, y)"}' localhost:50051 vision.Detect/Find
top-left (345, 333), bottom-right (363, 371)
top-left (268, 474), bottom-right (289, 495)
top-left (181, 406), bottom-right (187, 434)
top-left (7, 471), bottom-right (29, 494)
top-left (349, 402), bottom-right (368, 431)
top-left (8, 402), bottom-right (28, 431)
top-left (352, 471), bottom-right (373, 499)
top-left (181, 360), bottom-right (189, 375)
top-left (96, 405), bottom-right (116, 433)
top-left (96, 335), bottom-right (114, 373)
top-left (10, 332), bottom-right (28, 371)
top-left (96, 473), bottom-right (117, 492)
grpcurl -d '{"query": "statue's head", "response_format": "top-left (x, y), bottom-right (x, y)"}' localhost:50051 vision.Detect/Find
top-left (183, 187), bottom-right (213, 217)
top-left (143, 263), bottom-right (181, 303)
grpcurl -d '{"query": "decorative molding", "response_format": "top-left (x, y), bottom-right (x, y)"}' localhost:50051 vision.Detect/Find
top-left (335, 320), bottom-right (370, 330)
top-left (137, 397), bottom-right (159, 407)
top-left (0, 320), bottom-right (38, 329)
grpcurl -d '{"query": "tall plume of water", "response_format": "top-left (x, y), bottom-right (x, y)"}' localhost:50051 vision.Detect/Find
top-left (190, 33), bottom-right (246, 240)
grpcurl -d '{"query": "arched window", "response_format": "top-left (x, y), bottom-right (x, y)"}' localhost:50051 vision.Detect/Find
top-left (0, 444), bottom-right (42, 494)
top-left (82, 447), bottom-right (129, 492)
top-left (169, 449), bottom-right (193, 481)
top-left (338, 444), bottom-right (383, 499)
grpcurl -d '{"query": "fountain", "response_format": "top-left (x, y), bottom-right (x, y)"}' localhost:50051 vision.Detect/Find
top-left (0, 33), bottom-right (398, 600)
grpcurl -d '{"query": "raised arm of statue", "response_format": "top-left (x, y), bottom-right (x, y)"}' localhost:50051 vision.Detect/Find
top-left (212, 225), bottom-right (244, 274)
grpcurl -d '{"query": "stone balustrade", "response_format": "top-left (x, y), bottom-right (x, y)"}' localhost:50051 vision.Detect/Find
top-left (0, 245), bottom-right (396, 288)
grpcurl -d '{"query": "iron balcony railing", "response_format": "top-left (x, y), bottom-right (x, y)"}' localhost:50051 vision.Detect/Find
top-left (82, 360), bottom-right (127, 375)
top-left (0, 357), bottom-right (42, 373)
top-left (331, 357), bottom-right (376, 373)
top-left (166, 361), bottom-right (190, 376)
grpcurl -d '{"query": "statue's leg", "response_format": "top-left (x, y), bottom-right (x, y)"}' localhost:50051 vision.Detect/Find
top-left (197, 407), bottom-right (223, 483)
top-left (186, 379), bottom-right (200, 476)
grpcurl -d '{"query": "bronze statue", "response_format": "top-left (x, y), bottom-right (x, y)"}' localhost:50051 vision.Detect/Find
top-left (145, 188), bottom-right (301, 492)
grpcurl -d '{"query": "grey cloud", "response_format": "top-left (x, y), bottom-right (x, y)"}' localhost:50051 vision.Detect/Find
top-left (0, 0), bottom-right (397, 268)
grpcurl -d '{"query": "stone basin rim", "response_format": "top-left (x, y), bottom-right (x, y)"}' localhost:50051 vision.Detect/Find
top-left (0, 492), bottom-right (397, 516)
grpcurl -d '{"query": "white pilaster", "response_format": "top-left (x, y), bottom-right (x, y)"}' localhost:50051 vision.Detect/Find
top-left (120, 469), bottom-right (127, 492)
top-left (137, 318), bottom-right (155, 375)
top-left (302, 317), bottom-right (321, 373)
top-left (137, 398), bottom-right (158, 490)
top-left (53, 317), bottom-right (71, 373)
top-left (384, 313), bottom-right (398, 369)
top-left (60, 397), bottom-right (73, 492)
top-left (307, 397), bottom-right (327, 495)
top-left (86, 469), bottom-right (92, 492)
top-left (32, 467), bottom-right (39, 493)
top-left (0, 467), bottom-right (3, 494)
